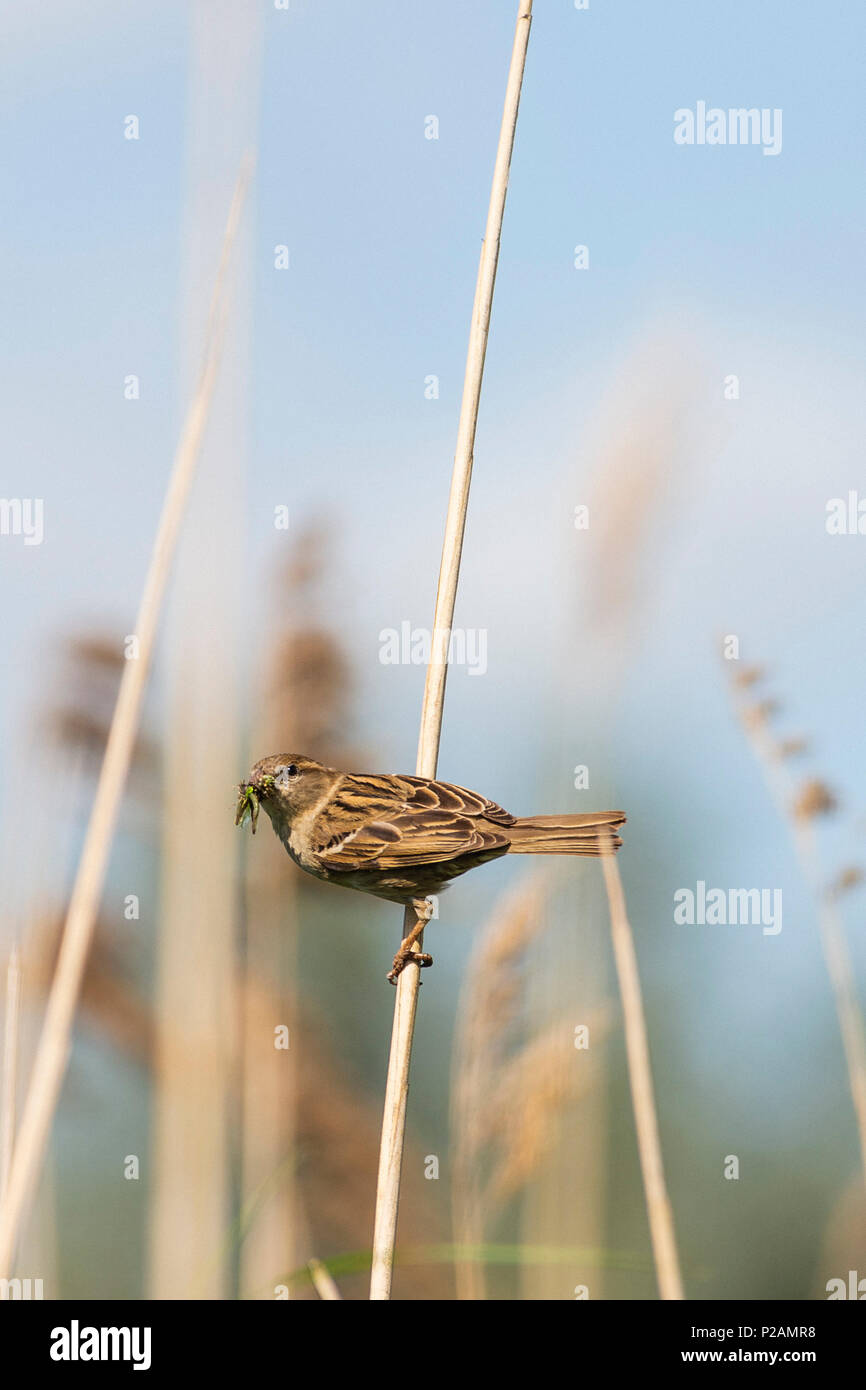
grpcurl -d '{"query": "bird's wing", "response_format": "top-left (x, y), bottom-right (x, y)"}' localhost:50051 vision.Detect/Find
top-left (398, 775), bottom-right (516, 826)
top-left (310, 772), bottom-right (514, 871)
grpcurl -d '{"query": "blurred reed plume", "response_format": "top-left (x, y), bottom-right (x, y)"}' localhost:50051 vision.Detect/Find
top-left (26, 913), bottom-right (152, 1071)
top-left (239, 522), bottom-right (356, 1299)
top-left (46, 637), bottom-right (157, 796)
top-left (728, 661), bottom-right (866, 1195)
top-left (561, 334), bottom-right (693, 1299)
top-left (578, 334), bottom-right (696, 659)
top-left (483, 1015), bottom-right (612, 1209)
top-left (451, 873), bottom-right (613, 1299)
top-left (257, 522), bottom-right (357, 769)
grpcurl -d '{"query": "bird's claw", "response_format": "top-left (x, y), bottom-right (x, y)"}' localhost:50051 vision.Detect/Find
top-left (387, 948), bottom-right (434, 985)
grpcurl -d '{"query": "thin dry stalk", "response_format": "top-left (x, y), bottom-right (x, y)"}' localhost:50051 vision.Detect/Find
top-left (307, 1257), bottom-right (342, 1301)
top-left (0, 161), bottom-right (252, 1279)
top-left (368, 0), bottom-right (534, 1302)
top-left (800, 826), bottom-right (866, 1186)
top-left (601, 853), bottom-right (684, 1299)
top-left (1, 948), bottom-right (21, 1201)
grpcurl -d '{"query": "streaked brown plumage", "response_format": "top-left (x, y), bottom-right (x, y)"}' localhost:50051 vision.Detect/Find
top-left (236, 754), bottom-right (625, 908)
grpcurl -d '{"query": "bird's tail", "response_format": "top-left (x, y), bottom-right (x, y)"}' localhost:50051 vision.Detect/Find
top-left (507, 810), bottom-right (625, 856)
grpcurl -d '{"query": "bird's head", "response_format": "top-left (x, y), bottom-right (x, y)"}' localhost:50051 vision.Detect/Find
top-left (235, 754), bottom-right (336, 833)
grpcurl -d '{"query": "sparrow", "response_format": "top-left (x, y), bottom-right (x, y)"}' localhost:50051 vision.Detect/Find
top-left (236, 754), bottom-right (625, 981)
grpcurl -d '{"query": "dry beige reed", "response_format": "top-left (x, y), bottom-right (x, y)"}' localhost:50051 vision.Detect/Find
top-left (450, 873), bottom-right (614, 1299)
top-left (369, 0), bottom-right (534, 1301)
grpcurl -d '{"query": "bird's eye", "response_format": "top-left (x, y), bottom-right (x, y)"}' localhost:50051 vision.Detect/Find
top-left (284, 763), bottom-right (299, 779)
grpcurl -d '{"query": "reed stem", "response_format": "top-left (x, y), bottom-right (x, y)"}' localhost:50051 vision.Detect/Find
top-left (369, 0), bottom-right (533, 1301)
top-left (1, 947), bottom-right (21, 1202)
top-left (601, 855), bottom-right (684, 1299)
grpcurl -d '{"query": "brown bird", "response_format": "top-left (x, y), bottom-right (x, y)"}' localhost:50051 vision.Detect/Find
top-left (236, 754), bottom-right (625, 981)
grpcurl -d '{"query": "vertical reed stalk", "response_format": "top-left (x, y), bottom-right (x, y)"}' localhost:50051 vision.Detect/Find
top-left (308, 1257), bottom-right (342, 1300)
top-left (601, 854), bottom-right (684, 1299)
top-left (368, 0), bottom-right (534, 1301)
top-left (799, 826), bottom-right (866, 1187)
top-left (0, 162), bottom-right (252, 1280)
top-left (1, 948), bottom-right (21, 1201)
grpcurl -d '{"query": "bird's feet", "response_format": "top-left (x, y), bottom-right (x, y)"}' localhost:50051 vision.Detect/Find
top-left (387, 947), bottom-right (433, 985)
top-left (386, 899), bottom-right (435, 984)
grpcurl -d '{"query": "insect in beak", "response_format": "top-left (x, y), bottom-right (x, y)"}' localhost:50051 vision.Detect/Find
top-left (235, 774), bottom-right (275, 834)
top-left (235, 785), bottom-right (260, 834)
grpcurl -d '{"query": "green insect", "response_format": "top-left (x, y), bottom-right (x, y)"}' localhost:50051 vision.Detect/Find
top-left (235, 775), bottom-right (274, 834)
